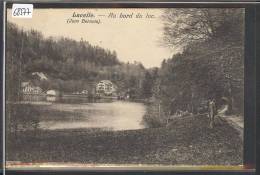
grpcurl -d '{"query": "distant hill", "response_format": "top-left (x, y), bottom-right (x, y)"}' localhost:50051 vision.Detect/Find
top-left (6, 22), bottom-right (121, 81)
top-left (6, 22), bottom-right (151, 100)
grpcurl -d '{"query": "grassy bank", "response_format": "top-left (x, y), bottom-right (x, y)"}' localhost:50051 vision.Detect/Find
top-left (6, 114), bottom-right (242, 166)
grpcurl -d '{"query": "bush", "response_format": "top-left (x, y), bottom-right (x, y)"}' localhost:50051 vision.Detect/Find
top-left (142, 114), bottom-right (164, 128)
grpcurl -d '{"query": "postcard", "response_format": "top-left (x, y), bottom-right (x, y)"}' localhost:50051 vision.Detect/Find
top-left (5, 7), bottom-right (244, 169)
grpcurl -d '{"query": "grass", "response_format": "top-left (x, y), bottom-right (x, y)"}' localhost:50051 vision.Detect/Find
top-left (6, 114), bottom-right (242, 166)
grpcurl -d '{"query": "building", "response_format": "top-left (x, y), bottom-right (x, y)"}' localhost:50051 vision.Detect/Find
top-left (81, 90), bottom-right (88, 95)
top-left (21, 82), bottom-right (42, 95)
top-left (46, 90), bottom-right (60, 96)
top-left (96, 80), bottom-right (117, 96)
top-left (72, 90), bottom-right (88, 95)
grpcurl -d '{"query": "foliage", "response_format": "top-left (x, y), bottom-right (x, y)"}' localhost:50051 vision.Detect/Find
top-left (162, 8), bottom-right (244, 49)
top-left (6, 8), bottom-right (244, 125)
top-left (6, 23), bottom-right (154, 100)
top-left (154, 8), bottom-right (244, 120)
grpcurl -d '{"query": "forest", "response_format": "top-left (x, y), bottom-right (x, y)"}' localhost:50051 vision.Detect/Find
top-left (144, 8), bottom-right (244, 126)
top-left (6, 22), bottom-right (156, 101)
top-left (6, 8), bottom-right (244, 127)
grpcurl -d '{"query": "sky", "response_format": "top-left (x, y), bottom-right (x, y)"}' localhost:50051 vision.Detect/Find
top-left (7, 8), bottom-right (174, 68)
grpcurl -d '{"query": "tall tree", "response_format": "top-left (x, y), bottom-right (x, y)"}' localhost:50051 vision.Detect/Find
top-left (157, 8), bottom-right (244, 116)
top-left (162, 8), bottom-right (244, 49)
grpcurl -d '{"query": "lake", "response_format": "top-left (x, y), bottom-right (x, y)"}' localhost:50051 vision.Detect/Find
top-left (22, 95), bottom-right (147, 131)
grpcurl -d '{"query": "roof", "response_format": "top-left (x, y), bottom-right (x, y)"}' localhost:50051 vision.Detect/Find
top-left (32, 72), bottom-right (48, 80)
top-left (97, 80), bottom-right (117, 89)
top-left (46, 90), bottom-right (58, 95)
top-left (99, 80), bottom-right (113, 84)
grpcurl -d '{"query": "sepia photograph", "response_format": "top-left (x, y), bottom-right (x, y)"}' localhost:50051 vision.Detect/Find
top-left (5, 7), bottom-right (244, 168)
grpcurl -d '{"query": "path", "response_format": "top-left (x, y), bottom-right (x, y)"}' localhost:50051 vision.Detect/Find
top-left (217, 105), bottom-right (244, 140)
top-left (222, 115), bottom-right (244, 140)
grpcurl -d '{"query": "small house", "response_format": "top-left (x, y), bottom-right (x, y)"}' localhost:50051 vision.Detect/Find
top-left (46, 90), bottom-right (59, 96)
top-left (21, 82), bottom-right (42, 95)
top-left (96, 80), bottom-right (117, 96)
top-left (81, 90), bottom-right (88, 95)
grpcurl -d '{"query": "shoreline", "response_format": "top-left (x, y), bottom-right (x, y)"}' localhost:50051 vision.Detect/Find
top-left (6, 115), bottom-right (243, 166)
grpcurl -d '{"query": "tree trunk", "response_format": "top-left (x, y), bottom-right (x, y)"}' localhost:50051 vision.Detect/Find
top-left (226, 81), bottom-right (233, 115)
top-left (226, 96), bottom-right (233, 115)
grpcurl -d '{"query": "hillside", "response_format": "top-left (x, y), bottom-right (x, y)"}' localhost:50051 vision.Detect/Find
top-left (6, 22), bottom-right (152, 100)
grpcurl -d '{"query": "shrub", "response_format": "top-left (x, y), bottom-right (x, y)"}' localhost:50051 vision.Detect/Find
top-left (142, 113), bottom-right (164, 128)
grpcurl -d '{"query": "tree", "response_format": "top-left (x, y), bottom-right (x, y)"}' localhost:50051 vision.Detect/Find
top-left (141, 71), bottom-right (153, 98)
top-left (6, 22), bottom-right (150, 99)
top-left (162, 8), bottom-right (244, 49)
top-left (158, 8), bottom-right (244, 116)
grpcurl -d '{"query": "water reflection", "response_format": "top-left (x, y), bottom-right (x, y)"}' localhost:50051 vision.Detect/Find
top-left (23, 95), bottom-right (114, 104)
top-left (46, 96), bottom-right (57, 102)
top-left (22, 95), bottom-right (147, 131)
top-left (22, 94), bottom-right (46, 101)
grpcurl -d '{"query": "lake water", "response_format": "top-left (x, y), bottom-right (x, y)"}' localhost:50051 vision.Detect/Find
top-left (22, 95), bottom-right (147, 131)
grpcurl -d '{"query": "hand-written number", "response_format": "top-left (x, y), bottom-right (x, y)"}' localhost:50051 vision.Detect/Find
top-left (13, 8), bottom-right (32, 16)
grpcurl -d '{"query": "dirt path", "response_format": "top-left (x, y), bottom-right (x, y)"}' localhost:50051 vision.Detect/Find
top-left (216, 105), bottom-right (243, 140)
